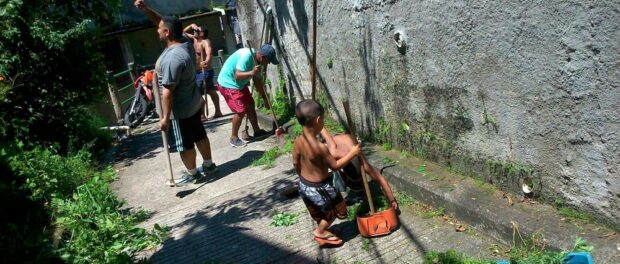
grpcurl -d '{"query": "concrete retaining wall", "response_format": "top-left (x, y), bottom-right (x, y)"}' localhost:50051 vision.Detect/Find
top-left (237, 0), bottom-right (620, 227)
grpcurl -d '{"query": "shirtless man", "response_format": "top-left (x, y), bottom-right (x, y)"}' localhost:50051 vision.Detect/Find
top-left (184, 24), bottom-right (223, 121)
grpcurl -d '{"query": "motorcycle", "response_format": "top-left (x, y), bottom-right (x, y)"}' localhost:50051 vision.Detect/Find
top-left (124, 70), bottom-right (156, 128)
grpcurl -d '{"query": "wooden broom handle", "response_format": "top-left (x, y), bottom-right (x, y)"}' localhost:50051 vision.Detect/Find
top-left (342, 100), bottom-right (375, 213)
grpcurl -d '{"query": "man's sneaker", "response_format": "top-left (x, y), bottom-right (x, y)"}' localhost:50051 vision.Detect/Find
top-left (174, 170), bottom-right (198, 185)
top-left (230, 137), bottom-right (247, 148)
top-left (201, 163), bottom-right (218, 175)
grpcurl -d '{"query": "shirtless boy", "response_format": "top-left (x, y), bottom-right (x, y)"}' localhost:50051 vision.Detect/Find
top-left (292, 99), bottom-right (361, 246)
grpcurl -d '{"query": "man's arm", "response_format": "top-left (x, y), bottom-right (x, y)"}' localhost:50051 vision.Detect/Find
top-left (160, 85), bottom-right (175, 131)
top-left (322, 144), bottom-right (360, 171)
top-left (234, 66), bottom-right (259, 80)
top-left (134, 0), bottom-right (162, 25)
top-left (320, 128), bottom-right (338, 155)
top-left (183, 24), bottom-right (198, 40)
top-left (363, 160), bottom-right (398, 209)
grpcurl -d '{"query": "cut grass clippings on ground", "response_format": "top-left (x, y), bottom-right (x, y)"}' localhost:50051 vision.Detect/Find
top-left (271, 210), bottom-right (299, 227)
top-left (251, 137), bottom-right (294, 169)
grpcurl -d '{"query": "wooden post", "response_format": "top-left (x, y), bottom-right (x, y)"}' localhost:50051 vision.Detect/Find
top-left (107, 71), bottom-right (123, 125)
top-left (311, 0), bottom-right (317, 100)
top-left (151, 71), bottom-right (176, 187)
top-left (128, 62), bottom-right (137, 83)
top-left (343, 100), bottom-right (375, 214)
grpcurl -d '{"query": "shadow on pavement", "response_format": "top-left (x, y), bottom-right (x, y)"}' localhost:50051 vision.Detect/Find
top-left (115, 131), bottom-right (163, 167)
top-left (150, 173), bottom-right (315, 263)
top-left (176, 150), bottom-right (265, 199)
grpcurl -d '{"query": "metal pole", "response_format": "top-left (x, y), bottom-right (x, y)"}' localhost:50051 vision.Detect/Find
top-left (151, 71), bottom-right (176, 187)
top-left (311, 0), bottom-right (317, 100)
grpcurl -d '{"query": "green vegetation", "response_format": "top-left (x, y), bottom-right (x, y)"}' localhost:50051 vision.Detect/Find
top-left (256, 64), bottom-right (294, 126)
top-left (424, 237), bottom-right (592, 264)
top-left (422, 207), bottom-right (445, 219)
top-left (424, 250), bottom-right (493, 264)
top-left (473, 177), bottom-right (496, 195)
top-left (418, 164), bottom-right (426, 173)
top-left (382, 142), bottom-right (393, 150)
top-left (0, 1), bottom-right (171, 262)
top-left (271, 210), bottom-right (299, 227)
top-left (6, 147), bottom-right (166, 263)
top-left (252, 137), bottom-right (294, 168)
top-left (326, 56), bottom-right (334, 69)
top-left (374, 118), bottom-right (392, 144)
top-left (394, 191), bottom-right (415, 207)
top-left (324, 115), bottom-right (346, 134)
top-left (382, 156), bottom-right (396, 165)
top-left (361, 239), bottom-right (370, 251)
top-left (291, 120), bottom-right (303, 136)
top-left (559, 206), bottom-right (593, 222)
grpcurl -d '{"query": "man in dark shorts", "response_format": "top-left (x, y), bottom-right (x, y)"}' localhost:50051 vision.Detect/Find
top-left (216, 44), bottom-right (277, 147)
top-left (135, 0), bottom-right (217, 185)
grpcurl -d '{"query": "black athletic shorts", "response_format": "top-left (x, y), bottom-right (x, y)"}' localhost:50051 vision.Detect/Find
top-left (168, 110), bottom-right (207, 152)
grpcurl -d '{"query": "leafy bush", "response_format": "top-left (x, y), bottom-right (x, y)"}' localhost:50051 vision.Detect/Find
top-left (53, 175), bottom-right (167, 263)
top-left (0, 0), bottom-right (120, 155)
top-left (9, 147), bottom-right (97, 202)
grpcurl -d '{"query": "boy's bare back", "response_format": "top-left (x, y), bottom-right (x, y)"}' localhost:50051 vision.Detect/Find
top-left (293, 132), bottom-right (332, 183)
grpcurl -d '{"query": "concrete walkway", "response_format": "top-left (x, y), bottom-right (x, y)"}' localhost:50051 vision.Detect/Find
top-left (112, 97), bottom-right (504, 263)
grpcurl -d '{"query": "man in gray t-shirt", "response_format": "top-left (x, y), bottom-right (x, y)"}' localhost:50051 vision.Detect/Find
top-left (136, 0), bottom-right (217, 186)
top-left (156, 39), bottom-right (200, 119)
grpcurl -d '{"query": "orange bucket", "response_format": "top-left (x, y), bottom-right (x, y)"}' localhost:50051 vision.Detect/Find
top-left (356, 206), bottom-right (399, 237)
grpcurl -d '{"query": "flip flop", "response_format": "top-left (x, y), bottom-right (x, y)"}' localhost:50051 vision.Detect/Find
top-left (327, 227), bottom-right (341, 237)
top-left (314, 233), bottom-right (343, 246)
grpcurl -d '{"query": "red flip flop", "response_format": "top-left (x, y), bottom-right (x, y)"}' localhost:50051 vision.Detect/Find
top-left (314, 233), bottom-right (343, 246)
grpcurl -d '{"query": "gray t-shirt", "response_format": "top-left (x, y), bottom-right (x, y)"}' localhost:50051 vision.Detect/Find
top-left (156, 37), bottom-right (200, 119)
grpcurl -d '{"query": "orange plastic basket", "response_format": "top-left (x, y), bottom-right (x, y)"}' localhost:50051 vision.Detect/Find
top-left (356, 206), bottom-right (399, 237)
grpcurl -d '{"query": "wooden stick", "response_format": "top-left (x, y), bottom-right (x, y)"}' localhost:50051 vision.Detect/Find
top-left (106, 71), bottom-right (123, 125)
top-left (311, 0), bottom-right (317, 100)
top-left (151, 71), bottom-right (176, 187)
top-left (343, 100), bottom-right (375, 214)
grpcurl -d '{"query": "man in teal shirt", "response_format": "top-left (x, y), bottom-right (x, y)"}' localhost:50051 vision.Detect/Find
top-left (217, 44), bottom-right (278, 147)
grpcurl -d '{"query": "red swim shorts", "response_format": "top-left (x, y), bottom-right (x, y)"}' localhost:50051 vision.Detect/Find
top-left (217, 84), bottom-right (254, 114)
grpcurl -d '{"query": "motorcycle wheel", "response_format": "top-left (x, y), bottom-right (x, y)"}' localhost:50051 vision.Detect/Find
top-left (124, 93), bottom-right (148, 128)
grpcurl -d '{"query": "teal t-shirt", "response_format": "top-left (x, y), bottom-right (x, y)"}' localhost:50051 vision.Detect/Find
top-left (217, 48), bottom-right (255, 89)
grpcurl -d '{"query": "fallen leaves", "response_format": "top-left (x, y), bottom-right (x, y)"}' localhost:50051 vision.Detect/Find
top-left (455, 224), bottom-right (468, 232)
top-left (599, 231), bottom-right (616, 239)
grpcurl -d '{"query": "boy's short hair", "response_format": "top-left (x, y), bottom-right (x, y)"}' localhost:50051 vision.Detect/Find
top-left (295, 99), bottom-right (324, 126)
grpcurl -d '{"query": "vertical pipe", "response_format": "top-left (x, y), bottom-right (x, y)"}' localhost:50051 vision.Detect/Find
top-left (311, 0), bottom-right (317, 100)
